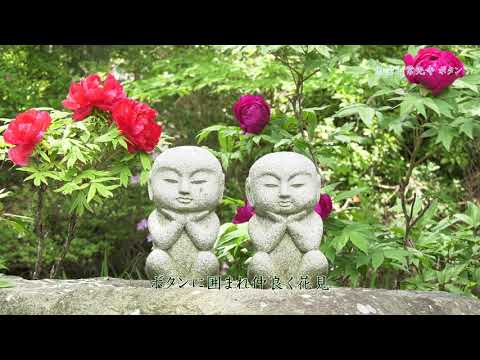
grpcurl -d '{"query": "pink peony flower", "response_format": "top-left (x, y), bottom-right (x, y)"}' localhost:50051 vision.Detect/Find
top-left (232, 202), bottom-right (256, 224)
top-left (314, 194), bottom-right (333, 220)
top-left (111, 99), bottom-right (162, 153)
top-left (62, 73), bottom-right (127, 121)
top-left (3, 109), bottom-right (52, 166)
top-left (403, 47), bottom-right (465, 96)
top-left (233, 95), bottom-right (271, 134)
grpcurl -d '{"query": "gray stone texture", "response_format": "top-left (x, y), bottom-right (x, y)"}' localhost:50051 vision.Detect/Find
top-left (246, 152), bottom-right (328, 288)
top-left (1, 276), bottom-right (479, 315)
top-left (145, 146), bottom-right (225, 284)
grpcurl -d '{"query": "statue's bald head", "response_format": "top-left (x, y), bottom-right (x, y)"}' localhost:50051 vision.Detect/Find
top-left (149, 146), bottom-right (225, 212)
top-left (151, 146), bottom-right (224, 177)
top-left (246, 152), bottom-right (321, 215)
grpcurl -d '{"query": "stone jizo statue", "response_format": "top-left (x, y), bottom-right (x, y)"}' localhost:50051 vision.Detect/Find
top-left (145, 146), bottom-right (224, 285)
top-left (246, 152), bottom-right (328, 289)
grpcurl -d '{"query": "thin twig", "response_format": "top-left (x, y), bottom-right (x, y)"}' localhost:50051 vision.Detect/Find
top-left (303, 68), bottom-right (321, 82)
top-left (409, 200), bottom-right (433, 229)
top-left (32, 184), bottom-right (46, 280)
top-left (49, 212), bottom-right (78, 279)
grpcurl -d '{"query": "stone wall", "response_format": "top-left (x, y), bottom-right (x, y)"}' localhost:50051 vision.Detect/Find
top-left (1, 276), bottom-right (479, 315)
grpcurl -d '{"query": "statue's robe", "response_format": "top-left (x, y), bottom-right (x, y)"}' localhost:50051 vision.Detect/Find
top-left (147, 209), bottom-right (219, 279)
top-left (248, 211), bottom-right (324, 286)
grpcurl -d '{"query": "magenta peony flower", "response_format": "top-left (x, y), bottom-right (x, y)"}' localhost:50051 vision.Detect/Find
top-left (314, 194), bottom-right (333, 220)
top-left (232, 202), bottom-right (256, 224)
top-left (233, 95), bottom-right (271, 134)
top-left (403, 47), bottom-right (465, 96)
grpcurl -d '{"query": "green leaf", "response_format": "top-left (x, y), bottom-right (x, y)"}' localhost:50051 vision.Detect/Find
top-left (54, 182), bottom-right (81, 195)
top-left (87, 184), bottom-right (97, 203)
top-left (435, 125), bottom-right (456, 151)
top-left (334, 187), bottom-right (367, 203)
top-left (117, 136), bottom-right (128, 150)
top-left (371, 251), bottom-right (384, 270)
top-left (37, 150), bottom-right (51, 163)
top-left (331, 232), bottom-right (350, 253)
top-left (399, 98), bottom-right (415, 118)
top-left (331, 223), bottom-right (371, 254)
top-left (139, 152), bottom-right (152, 171)
top-left (357, 107), bottom-right (375, 127)
top-left (66, 152), bottom-right (78, 168)
top-left (466, 201), bottom-right (480, 226)
top-left (421, 127), bottom-right (437, 138)
top-left (399, 94), bottom-right (431, 118)
top-left (430, 98), bottom-right (453, 118)
top-left (335, 104), bottom-right (376, 127)
top-left (196, 124), bottom-right (231, 143)
top-left (350, 231), bottom-right (369, 254)
top-left (118, 166), bottom-right (132, 187)
top-left (453, 214), bottom-right (474, 227)
top-left (454, 118), bottom-right (476, 139)
top-left (303, 111), bottom-right (318, 139)
top-left (95, 183), bottom-right (114, 198)
top-left (356, 254), bottom-right (370, 269)
top-left (383, 249), bottom-right (409, 267)
top-left (382, 116), bottom-right (406, 136)
top-left (453, 78), bottom-right (478, 93)
top-left (422, 98), bottom-right (441, 116)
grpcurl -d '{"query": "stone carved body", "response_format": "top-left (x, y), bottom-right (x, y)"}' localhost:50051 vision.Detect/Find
top-left (145, 146), bottom-right (224, 284)
top-left (246, 152), bottom-right (328, 289)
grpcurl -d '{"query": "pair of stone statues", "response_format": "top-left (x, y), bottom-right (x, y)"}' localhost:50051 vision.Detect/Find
top-left (145, 146), bottom-right (328, 288)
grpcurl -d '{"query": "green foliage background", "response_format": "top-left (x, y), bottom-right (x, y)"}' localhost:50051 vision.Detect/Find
top-left (0, 45), bottom-right (479, 297)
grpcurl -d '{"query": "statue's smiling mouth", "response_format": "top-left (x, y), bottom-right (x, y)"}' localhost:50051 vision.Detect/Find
top-left (176, 197), bottom-right (193, 204)
top-left (278, 200), bottom-right (292, 207)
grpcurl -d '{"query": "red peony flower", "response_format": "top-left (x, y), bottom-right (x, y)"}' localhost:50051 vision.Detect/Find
top-left (403, 48), bottom-right (465, 96)
top-left (62, 73), bottom-right (126, 121)
top-left (314, 193), bottom-right (333, 220)
top-left (111, 98), bottom-right (162, 153)
top-left (3, 109), bottom-right (52, 166)
top-left (232, 201), bottom-right (256, 224)
top-left (233, 95), bottom-right (271, 134)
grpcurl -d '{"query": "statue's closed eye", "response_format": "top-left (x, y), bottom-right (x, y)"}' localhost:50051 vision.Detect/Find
top-left (191, 180), bottom-right (207, 184)
top-left (291, 183), bottom-right (304, 188)
top-left (264, 183), bottom-right (278, 188)
top-left (164, 179), bottom-right (178, 183)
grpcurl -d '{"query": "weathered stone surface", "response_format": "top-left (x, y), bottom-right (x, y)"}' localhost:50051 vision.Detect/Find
top-left (1, 276), bottom-right (479, 315)
top-left (246, 152), bottom-right (328, 287)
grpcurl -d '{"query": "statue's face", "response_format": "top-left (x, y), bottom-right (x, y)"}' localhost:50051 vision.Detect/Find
top-left (247, 152), bottom-right (321, 215)
top-left (149, 147), bottom-right (224, 213)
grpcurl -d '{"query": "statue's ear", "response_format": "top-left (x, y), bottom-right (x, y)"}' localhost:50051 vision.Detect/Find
top-left (315, 172), bottom-right (322, 202)
top-left (245, 177), bottom-right (254, 206)
top-left (148, 179), bottom-right (153, 201)
top-left (218, 173), bottom-right (225, 205)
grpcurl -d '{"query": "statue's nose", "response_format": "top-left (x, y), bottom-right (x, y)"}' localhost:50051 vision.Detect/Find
top-left (279, 183), bottom-right (290, 198)
top-left (179, 179), bottom-right (191, 195)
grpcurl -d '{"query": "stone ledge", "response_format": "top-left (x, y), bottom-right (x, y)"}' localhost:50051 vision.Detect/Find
top-left (1, 276), bottom-right (479, 315)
